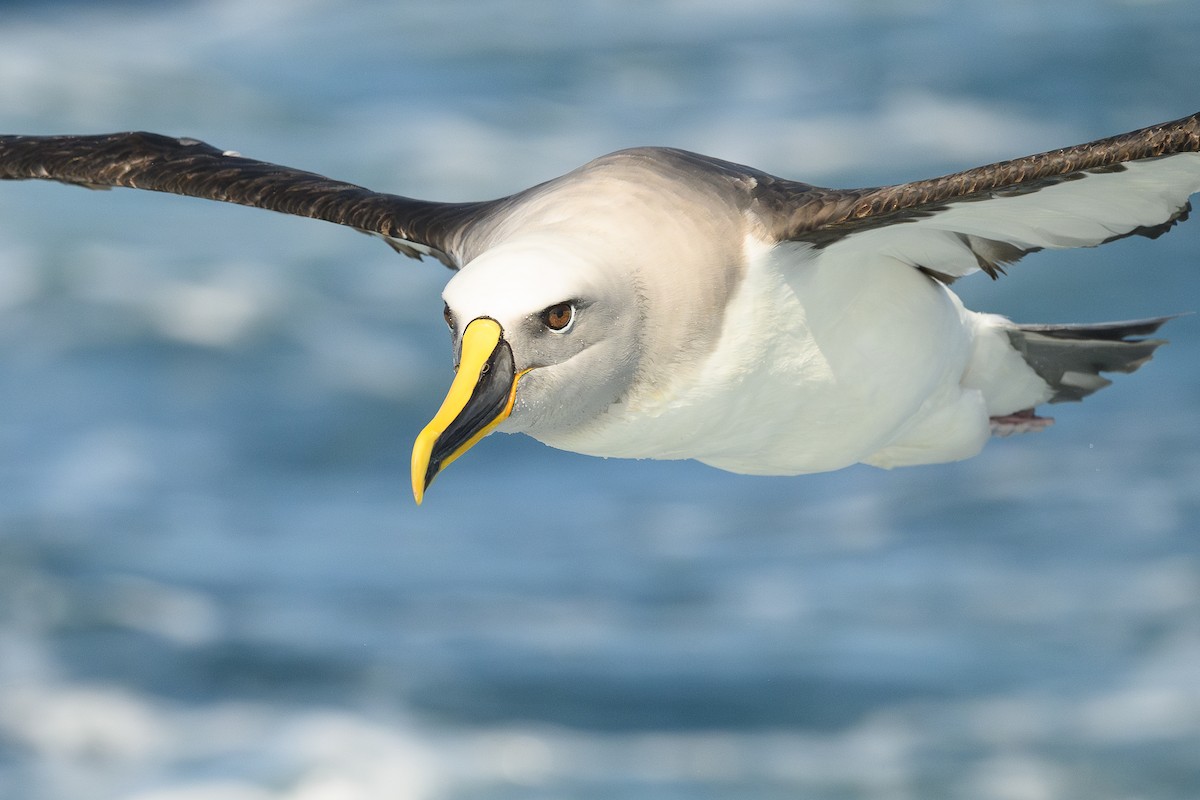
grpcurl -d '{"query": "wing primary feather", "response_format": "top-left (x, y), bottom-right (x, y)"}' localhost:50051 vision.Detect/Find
top-left (768, 111), bottom-right (1200, 245)
top-left (0, 131), bottom-right (495, 267)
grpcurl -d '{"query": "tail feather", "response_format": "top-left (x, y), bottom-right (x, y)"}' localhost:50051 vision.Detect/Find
top-left (1005, 315), bottom-right (1177, 403)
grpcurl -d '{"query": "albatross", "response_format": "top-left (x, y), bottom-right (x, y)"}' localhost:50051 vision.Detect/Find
top-left (2, 113), bottom-right (1199, 503)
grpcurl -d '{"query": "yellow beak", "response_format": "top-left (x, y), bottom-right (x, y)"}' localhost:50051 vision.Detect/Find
top-left (411, 317), bottom-right (523, 504)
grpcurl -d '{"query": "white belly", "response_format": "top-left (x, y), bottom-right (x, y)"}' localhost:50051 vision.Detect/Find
top-left (533, 241), bottom-right (993, 475)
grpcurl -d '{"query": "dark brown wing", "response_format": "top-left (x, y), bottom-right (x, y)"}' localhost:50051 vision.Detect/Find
top-left (0, 131), bottom-right (498, 267)
top-left (757, 111), bottom-right (1200, 281)
top-left (769, 111), bottom-right (1200, 242)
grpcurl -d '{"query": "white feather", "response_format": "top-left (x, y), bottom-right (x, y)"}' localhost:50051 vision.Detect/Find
top-left (824, 153), bottom-right (1200, 279)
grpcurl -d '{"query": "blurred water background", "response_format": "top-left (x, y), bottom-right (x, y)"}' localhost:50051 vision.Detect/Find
top-left (1, 1), bottom-right (1199, 798)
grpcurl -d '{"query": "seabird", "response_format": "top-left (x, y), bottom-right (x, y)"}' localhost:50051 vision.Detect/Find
top-left (2, 113), bottom-right (1199, 503)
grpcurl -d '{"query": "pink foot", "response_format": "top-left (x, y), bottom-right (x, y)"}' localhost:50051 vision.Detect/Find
top-left (990, 408), bottom-right (1054, 437)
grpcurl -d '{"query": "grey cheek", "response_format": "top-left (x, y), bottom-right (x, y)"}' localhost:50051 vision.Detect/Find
top-left (500, 394), bottom-right (537, 433)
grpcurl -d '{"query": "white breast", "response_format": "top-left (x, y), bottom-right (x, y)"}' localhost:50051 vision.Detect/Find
top-left (535, 237), bottom-right (996, 475)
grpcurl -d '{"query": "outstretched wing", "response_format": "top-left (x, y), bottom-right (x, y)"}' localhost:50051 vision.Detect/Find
top-left (761, 112), bottom-right (1200, 282)
top-left (0, 131), bottom-right (499, 268)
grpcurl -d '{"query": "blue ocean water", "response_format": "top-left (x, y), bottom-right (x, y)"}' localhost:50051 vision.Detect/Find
top-left (0, 1), bottom-right (1198, 798)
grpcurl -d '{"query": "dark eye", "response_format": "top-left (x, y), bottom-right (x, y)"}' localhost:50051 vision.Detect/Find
top-left (541, 302), bottom-right (575, 332)
top-left (443, 303), bottom-right (454, 330)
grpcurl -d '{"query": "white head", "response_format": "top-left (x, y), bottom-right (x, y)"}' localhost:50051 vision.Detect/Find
top-left (411, 233), bottom-right (644, 501)
top-left (408, 147), bottom-right (754, 501)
